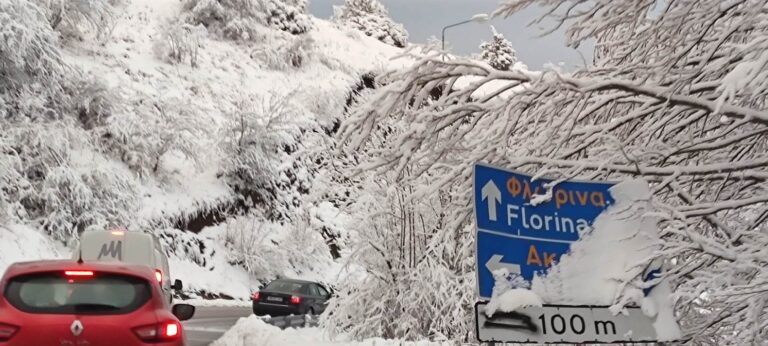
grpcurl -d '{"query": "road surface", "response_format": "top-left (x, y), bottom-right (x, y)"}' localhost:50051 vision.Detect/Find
top-left (184, 306), bottom-right (252, 346)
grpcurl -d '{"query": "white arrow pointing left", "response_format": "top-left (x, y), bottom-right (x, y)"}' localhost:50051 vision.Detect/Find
top-left (481, 180), bottom-right (502, 221)
top-left (485, 254), bottom-right (522, 276)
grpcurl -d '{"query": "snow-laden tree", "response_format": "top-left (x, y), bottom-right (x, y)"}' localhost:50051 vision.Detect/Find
top-left (323, 169), bottom-right (475, 341)
top-left (0, 0), bottom-right (73, 121)
top-left (337, 0), bottom-right (768, 343)
top-left (219, 93), bottom-right (302, 217)
top-left (479, 26), bottom-right (516, 71)
top-left (334, 0), bottom-right (408, 48)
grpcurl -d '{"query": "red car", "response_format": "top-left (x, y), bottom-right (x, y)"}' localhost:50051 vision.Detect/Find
top-left (0, 260), bottom-right (195, 345)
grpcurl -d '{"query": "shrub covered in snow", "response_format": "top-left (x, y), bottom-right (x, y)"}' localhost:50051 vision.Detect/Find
top-left (252, 35), bottom-right (315, 70)
top-left (157, 228), bottom-right (216, 269)
top-left (0, 140), bottom-right (25, 224)
top-left (333, 0), bottom-right (407, 48)
top-left (71, 75), bottom-right (116, 130)
top-left (479, 26), bottom-right (516, 70)
top-left (154, 20), bottom-right (207, 67)
top-left (264, 0), bottom-right (312, 35)
top-left (221, 212), bottom-right (333, 280)
top-left (38, 164), bottom-right (140, 242)
top-left (183, 0), bottom-right (311, 40)
top-left (98, 93), bottom-right (207, 177)
top-left (31, 0), bottom-right (121, 40)
top-left (1, 124), bottom-right (141, 242)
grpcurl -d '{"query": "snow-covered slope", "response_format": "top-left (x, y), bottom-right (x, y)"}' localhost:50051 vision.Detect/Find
top-left (1, 0), bottom-right (405, 299)
top-left (65, 0), bottom-right (402, 223)
top-left (0, 224), bottom-right (68, 271)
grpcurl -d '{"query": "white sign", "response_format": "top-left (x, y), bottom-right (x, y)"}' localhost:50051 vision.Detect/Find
top-left (476, 302), bottom-right (658, 343)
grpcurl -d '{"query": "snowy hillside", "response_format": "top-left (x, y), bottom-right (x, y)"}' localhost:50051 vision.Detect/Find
top-left (8, 0), bottom-right (762, 344)
top-left (0, 0), bottom-right (406, 300)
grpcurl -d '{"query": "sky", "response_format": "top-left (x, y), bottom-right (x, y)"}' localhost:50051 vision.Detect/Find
top-left (308, 0), bottom-right (593, 71)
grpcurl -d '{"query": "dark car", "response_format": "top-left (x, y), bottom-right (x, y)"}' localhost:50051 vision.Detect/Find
top-left (251, 279), bottom-right (331, 317)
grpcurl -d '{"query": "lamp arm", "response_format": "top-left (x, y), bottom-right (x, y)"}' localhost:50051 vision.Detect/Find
top-left (441, 19), bottom-right (474, 50)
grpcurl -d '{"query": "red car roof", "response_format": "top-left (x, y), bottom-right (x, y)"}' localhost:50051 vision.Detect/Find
top-left (1, 260), bottom-right (156, 284)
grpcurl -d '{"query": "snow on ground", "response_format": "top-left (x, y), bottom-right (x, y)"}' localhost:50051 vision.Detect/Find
top-left (169, 254), bottom-right (254, 300)
top-left (179, 298), bottom-right (251, 307)
top-left (0, 224), bottom-right (68, 275)
top-left (212, 316), bottom-right (448, 346)
top-left (484, 288), bottom-right (543, 317)
top-left (137, 153), bottom-right (233, 225)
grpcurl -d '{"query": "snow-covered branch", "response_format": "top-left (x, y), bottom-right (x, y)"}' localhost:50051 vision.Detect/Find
top-left (338, 0), bottom-right (768, 343)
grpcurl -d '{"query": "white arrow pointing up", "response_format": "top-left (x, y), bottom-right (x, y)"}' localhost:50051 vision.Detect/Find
top-left (486, 254), bottom-right (522, 276)
top-left (481, 180), bottom-right (502, 221)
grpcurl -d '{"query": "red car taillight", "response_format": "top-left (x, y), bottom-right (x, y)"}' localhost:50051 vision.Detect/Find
top-left (0, 323), bottom-right (19, 341)
top-left (133, 321), bottom-right (181, 342)
top-left (290, 296), bottom-right (301, 305)
top-left (251, 292), bottom-right (260, 301)
top-left (64, 270), bottom-right (94, 277)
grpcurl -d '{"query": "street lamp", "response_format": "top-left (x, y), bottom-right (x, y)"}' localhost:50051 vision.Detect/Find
top-left (441, 13), bottom-right (491, 51)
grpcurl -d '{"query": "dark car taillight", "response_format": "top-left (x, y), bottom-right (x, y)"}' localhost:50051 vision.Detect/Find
top-left (290, 296), bottom-right (301, 305)
top-left (0, 322), bottom-right (19, 341)
top-left (133, 321), bottom-right (180, 342)
top-left (251, 292), bottom-right (260, 301)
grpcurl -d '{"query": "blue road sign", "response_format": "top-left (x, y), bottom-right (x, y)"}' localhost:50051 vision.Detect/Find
top-left (474, 163), bottom-right (616, 299)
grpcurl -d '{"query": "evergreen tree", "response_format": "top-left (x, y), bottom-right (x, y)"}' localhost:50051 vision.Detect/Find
top-left (334, 0), bottom-right (408, 48)
top-left (479, 26), bottom-right (517, 70)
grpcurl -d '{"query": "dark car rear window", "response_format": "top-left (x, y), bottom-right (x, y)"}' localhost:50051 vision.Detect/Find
top-left (4, 272), bottom-right (151, 315)
top-left (265, 280), bottom-right (304, 293)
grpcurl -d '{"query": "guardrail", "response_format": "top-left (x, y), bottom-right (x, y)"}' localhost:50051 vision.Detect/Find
top-left (259, 314), bottom-right (319, 329)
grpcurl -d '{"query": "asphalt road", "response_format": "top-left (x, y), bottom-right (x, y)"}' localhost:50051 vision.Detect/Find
top-left (184, 306), bottom-right (252, 346)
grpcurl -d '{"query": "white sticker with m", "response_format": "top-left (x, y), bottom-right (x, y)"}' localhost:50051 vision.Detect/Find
top-left (97, 240), bottom-right (123, 260)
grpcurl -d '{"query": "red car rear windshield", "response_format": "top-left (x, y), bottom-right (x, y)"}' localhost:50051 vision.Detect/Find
top-left (4, 272), bottom-right (151, 315)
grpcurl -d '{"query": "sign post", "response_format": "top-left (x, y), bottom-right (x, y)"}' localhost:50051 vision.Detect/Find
top-left (473, 163), bottom-right (615, 299)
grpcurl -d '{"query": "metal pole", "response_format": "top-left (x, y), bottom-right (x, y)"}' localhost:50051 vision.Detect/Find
top-left (441, 19), bottom-right (474, 53)
top-left (442, 26), bottom-right (446, 51)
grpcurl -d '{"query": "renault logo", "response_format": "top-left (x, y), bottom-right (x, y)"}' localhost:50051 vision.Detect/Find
top-left (70, 320), bottom-right (84, 337)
